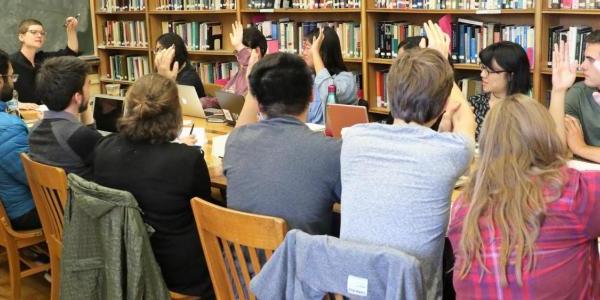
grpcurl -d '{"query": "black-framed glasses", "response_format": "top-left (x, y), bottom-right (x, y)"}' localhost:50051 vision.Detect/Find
top-left (479, 64), bottom-right (507, 75)
top-left (1, 74), bottom-right (19, 83)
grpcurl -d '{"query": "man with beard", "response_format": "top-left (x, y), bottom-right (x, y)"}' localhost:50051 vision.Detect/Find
top-left (0, 49), bottom-right (41, 229)
top-left (28, 56), bottom-right (100, 179)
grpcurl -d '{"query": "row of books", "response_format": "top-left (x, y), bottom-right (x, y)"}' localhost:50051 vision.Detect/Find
top-left (547, 25), bottom-right (592, 66)
top-left (190, 61), bottom-right (239, 84)
top-left (374, 19), bottom-right (535, 66)
top-left (161, 21), bottom-right (223, 51)
top-left (450, 19), bottom-right (534, 66)
top-left (103, 21), bottom-right (148, 48)
top-left (374, 0), bottom-right (533, 9)
top-left (548, 0), bottom-right (600, 8)
top-left (156, 0), bottom-right (236, 10)
top-left (99, 0), bottom-right (146, 11)
top-left (255, 20), bottom-right (361, 58)
top-left (107, 55), bottom-right (151, 82)
top-left (248, 0), bottom-right (360, 8)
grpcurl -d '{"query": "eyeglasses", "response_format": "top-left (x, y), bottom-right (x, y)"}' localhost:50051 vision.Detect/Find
top-left (479, 64), bottom-right (507, 75)
top-left (1, 74), bottom-right (19, 83)
top-left (153, 46), bottom-right (164, 54)
top-left (26, 30), bottom-right (47, 36)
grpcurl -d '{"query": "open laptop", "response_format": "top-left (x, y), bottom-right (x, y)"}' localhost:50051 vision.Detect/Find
top-left (215, 90), bottom-right (245, 125)
top-left (92, 94), bottom-right (126, 136)
top-left (326, 104), bottom-right (368, 138)
top-left (178, 84), bottom-right (206, 118)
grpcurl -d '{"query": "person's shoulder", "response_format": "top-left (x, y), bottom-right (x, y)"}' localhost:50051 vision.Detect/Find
top-left (0, 112), bottom-right (26, 127)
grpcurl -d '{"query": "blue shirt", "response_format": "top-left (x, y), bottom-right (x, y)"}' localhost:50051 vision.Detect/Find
top-left (0, 110), bottom-right (35, 220)
top-left (307, 69), bottom-right (358, 124)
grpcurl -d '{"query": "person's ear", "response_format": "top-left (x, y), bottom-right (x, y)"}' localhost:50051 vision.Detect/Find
top-left (18, 33), bottom-right (25, 43)
top-left (309, 90), bottom-right (314, 103)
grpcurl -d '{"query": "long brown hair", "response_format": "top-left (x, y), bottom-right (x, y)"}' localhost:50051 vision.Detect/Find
top-left (118, 74), bottom-right (182, 144)
top-left (458, 94), bottom-right (567, 286)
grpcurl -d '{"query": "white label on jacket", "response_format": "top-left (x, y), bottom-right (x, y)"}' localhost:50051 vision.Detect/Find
top-left (347, 275), bottom-right (368, 297)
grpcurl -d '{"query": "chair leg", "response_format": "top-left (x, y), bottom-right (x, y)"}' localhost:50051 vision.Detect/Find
top-left (6, 245), bottom-right (22, 300)
top-left (50, 254), bottom-right (60, 300)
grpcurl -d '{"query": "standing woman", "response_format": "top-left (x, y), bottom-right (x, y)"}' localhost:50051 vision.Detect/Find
top-left (468, 41), bottom-right (531, 139)
top-left (155, 32), bottom-right (206, 99)
top-left (303, 27), bottom-right (357, 124)
top-left (10, 17), bottom-right (79, 104)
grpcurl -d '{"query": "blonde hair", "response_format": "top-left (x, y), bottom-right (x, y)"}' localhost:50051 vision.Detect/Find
top-left (118, 74), bottom-right (182, 144)
top-left (458, 94), bottom-right (567, 286)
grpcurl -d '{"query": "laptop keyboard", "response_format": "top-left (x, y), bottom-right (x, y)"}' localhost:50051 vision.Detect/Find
top-left (204, 108), bottom-right (222, 116)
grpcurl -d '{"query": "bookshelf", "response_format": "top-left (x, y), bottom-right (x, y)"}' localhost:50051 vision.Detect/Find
top-left (91, 0), bottom-right (600, 113)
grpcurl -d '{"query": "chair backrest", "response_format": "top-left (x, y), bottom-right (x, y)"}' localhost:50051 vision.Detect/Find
top-left (190, 198), bottom-right (287, 300)
top-left (20, 154), bottom-right (68, 248)
top-left (203, 83), bottom-right (224, 98)
top-left (326, 104), bottom-right (369, 138)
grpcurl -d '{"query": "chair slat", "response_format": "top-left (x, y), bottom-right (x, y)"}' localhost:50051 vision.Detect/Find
top-left (247, 246), bottom-right (262, 275)
top-left (233, 243), bottom-right (254, 300)
top-left (220, 238), bottom-right (245, 300)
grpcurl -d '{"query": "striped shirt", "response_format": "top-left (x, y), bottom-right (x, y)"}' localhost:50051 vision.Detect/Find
top-left (448, 168), bottom-right (600, 299)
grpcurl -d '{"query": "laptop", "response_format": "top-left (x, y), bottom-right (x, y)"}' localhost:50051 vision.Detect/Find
top-left (178, 84), bottom-right (206, 118)
top-left (326, 104), bottom-right (368, 138)
top-left (92, 94), bottom-right (126, 136)
top-left (215, 90), bottom-right (245, 125)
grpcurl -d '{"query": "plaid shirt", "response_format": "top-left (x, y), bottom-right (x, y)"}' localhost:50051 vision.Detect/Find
top-left (448, 168), bottom-right (600, 299)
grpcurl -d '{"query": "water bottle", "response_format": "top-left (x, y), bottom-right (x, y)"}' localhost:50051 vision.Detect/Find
top-left (324, 85), bottom-right (336, 136)
top-left (6, 90), bottom-right (19, 117)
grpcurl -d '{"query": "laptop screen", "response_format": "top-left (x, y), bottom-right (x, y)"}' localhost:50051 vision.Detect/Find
top-left (93, 95), bottom-right (125, 133)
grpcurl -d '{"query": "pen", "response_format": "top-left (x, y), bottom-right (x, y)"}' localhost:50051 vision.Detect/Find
top-left (64, 14), bottom-right (80, 27)
top-left (189, 123), bottom-right (195, 135)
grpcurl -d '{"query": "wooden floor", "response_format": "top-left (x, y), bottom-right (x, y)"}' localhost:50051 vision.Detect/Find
top-left (0, 258), bottom-right (50, 299)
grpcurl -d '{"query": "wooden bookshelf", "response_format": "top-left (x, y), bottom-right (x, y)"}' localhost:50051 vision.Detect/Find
top-left (91, 0), bottom-right (600, 114)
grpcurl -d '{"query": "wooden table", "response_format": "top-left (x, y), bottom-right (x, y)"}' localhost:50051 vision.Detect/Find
top-left (183, 116), bottom-right (233, 189)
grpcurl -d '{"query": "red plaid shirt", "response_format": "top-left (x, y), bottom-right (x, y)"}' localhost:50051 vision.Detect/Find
top-left (448, 168), bottom-right (600, 299)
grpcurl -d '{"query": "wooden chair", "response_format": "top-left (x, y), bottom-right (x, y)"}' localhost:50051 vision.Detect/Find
top-left (20, 154), bottom-right (68, 300)
top-left (190, 198), bottom-right (287, 300)
top-left (203, 83), bottom-right (224, 98)
top-left (0, 200), bottom-right (49, 299)
top-left (326, 104), bottom-right (369, 138)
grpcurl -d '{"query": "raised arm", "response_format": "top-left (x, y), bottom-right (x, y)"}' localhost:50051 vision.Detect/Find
top-left (235, 48), bottom-right (261, 128)
top-left (65, 16), bottom-right (79, 53)
top-left (549, 40), bottom-right (578, 143)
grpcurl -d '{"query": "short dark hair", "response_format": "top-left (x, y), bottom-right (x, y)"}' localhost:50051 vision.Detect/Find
top-left (0, 49), bottom-right (9, 76)
top-left (36, 57), bottom-right (90, 111)
top-left (479, 41), bottom-right (532, 95)
top-left (398, 36), bottom-right (428, 51)
top-left (156, 32), bottom-right (189, 68)
top-left (118, 74), bottom-right (182, 144)
top-left (305, 27), bottom-right (347, 76)
top-left (248, 53), bottom-right (313, 117)
top-left (388, 48), bottom-right (454, 124)
top-left (585, 30), bottom-right (600, 44)
top-left (243, 26), bottom-right (267, 57)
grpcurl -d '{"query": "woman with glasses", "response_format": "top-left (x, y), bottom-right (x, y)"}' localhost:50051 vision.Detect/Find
top-left (155, 32), bottom-right (206, 100)
top-left (10, 17), bottom-right (79, 104)
top-left (469, 41), bottom-right (532, 139)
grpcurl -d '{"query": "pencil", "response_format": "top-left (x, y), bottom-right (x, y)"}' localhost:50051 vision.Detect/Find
top-left (189, 123), bottom-right (195, 135)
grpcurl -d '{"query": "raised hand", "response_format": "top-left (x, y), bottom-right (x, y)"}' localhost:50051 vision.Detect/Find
top-left (154, 45), bottom-right (179, 80)
top-left (65, 16), bottom-right (79, 31)
top-left (310, 28), bottom-right (325, 57)
top-left (552, 40), bottom-right (578, 92)
top-left (229, 21), bottom-right (244, 51)
top-left (423, 20), bottom-right (450, 59)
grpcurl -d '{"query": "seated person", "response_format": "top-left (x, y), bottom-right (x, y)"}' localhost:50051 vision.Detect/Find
top-left (155, 32), bottom-right (206, 99)
top-left (339, 22), bottom-right (476, 299)
top-left (93, 74), bottom-right (213, 298)
top-left (0, 49), bottom-right (40, 230)
top-left (224, 52), bottom-right (341, 235)
top-left (200, 21), bottom-right (267, 108)
top-left (28, 56), bottom-right (101, 179)
top-left (303, 27), bottom-right (358, 124)
top-left (564, 30), bottom-right (600, 163)
top-left (468, 41), bottom-right (531, 139)
top-left (449, 42), bottom-right (600, 298)
top-left (11, 17), bottom-right (79, 104)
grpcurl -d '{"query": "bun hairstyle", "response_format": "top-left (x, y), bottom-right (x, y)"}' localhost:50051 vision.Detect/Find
top-left (118, 74), bottom-right (183, 144)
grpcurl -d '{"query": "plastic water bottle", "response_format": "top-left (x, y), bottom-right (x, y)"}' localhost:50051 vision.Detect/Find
top-left (324, 85), bottom-right (336, 136)
top-left (6, 90), bottom-right (19, 117)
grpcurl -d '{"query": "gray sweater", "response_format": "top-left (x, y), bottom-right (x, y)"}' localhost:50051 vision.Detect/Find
top-left (250, 229), bottom-right (424, 299)
top-left (340, 123), bottom-right (474, 300)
